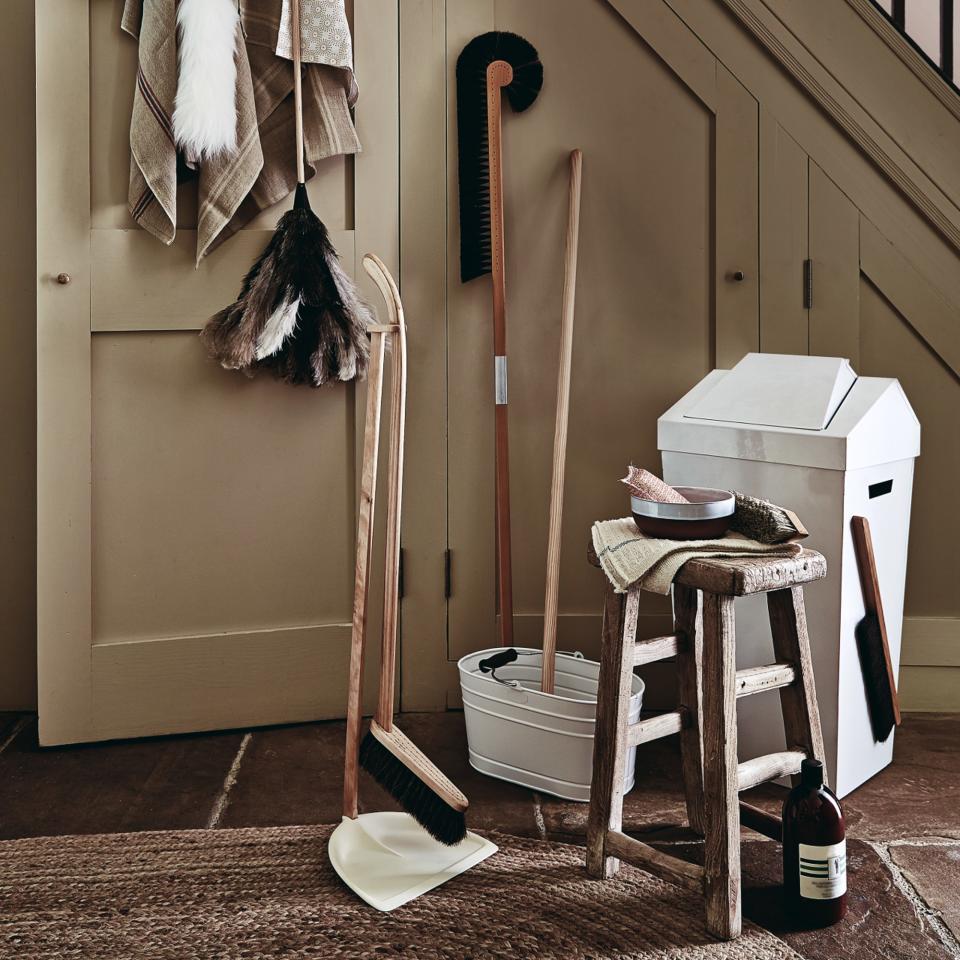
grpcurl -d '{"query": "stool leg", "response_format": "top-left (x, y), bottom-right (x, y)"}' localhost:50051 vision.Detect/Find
top-left (768, 586), bottom-right (827, 776)
top-left (586, 584), bottom-right (640, 879)
top-left (674, 584), bottom-right (705, 835)
top-left (701, 592), bottom-right (741, 940)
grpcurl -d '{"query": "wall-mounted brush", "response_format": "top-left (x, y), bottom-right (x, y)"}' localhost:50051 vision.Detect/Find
top-left (851, 515), bottom-right (901, 742)
top-left (456, 32), bottom-right (543, 646)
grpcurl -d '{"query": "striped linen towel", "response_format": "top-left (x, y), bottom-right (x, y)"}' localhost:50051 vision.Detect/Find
top-left (591, 518), bottom-right (803, 595)
top-left (121, 0), bottom-right (360, 263)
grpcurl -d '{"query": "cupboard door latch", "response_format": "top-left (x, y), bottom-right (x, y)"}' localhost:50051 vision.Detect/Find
top-left (803, 259), bottom-right (813, 310)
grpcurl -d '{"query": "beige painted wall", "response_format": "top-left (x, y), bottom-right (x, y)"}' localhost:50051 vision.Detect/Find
top-left (6, 0), bottom-right (960, 715)
top-left (0, 0), bottom-right (37, 710)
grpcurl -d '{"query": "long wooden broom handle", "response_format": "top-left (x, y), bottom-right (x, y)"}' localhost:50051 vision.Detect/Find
top-left (541, 150), bottom-right (583, 695)
top-left (342, 325), bottom-right (387, 819)
top-left (363, 256), bottom-right (407, 731)
top-left (487, 61), bottom-right (514, 647)
top-left (291, 0), bottom-right (305, 183)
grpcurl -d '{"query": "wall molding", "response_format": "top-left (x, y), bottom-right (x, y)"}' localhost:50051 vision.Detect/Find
top-left (845, 0), bottom-right (960, 124)
top-left (901, 617), bottom-right (960, 667)
top-left (713, 0), bottom-right (960, 258)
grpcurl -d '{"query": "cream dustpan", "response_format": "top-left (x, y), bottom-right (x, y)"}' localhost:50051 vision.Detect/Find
top-left (329, 813), bottom-right (496, 912)
top-left (329, 254), bottom-right (496, 911)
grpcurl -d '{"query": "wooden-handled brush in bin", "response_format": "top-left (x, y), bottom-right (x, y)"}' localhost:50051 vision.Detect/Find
top-left (456, 32), bottom-right (544, 647)
top-left (343, 254), bottom-right (469, 847)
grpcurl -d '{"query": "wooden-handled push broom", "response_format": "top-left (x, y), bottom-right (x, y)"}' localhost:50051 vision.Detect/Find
top-left (457, 32), bottom-right (543, 646)
top-left (344, 255), bottom-right (469, 847)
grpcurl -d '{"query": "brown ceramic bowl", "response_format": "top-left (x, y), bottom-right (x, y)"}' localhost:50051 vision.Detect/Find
top-left (631, 486), bottom-right (735, 540)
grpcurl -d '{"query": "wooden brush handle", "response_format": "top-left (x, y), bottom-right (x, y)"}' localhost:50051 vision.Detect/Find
top-left (487, 60), bottom-right (515, 647)
top-left (291, 0), bottom-right (305, 183)
top-left (342, 326), bottom-right (387, 819)
top-left (362, 256), bottom-right (407, 731)
top-left (851, 515), bottom-right (902, 726)
top-left (541, 150), bottom-right (582, 695)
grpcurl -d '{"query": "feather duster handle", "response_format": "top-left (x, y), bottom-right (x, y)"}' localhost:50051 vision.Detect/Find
top-left (173, 0), bottom-right (240, 160)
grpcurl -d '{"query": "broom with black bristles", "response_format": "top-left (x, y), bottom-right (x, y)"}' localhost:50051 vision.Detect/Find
top-left (354, 255), bottom-right (469, 846)
top-left (201, 0), bottom-right (371, 386)
top-left (456, 31), bottom-right (543, 648)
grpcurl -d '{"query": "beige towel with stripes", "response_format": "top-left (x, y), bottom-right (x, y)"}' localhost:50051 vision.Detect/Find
top-left (122, 0), bottom-right (360, 263)
top-left (592, 518), bottom-right (803, 595)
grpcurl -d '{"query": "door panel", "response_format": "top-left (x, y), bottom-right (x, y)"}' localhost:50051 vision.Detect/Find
top-left (37, 0), bottom-right (398, 744)
top-left (444, 0), bottom-right (758, 689)
top-left (759, 111), bottom-right (809, 354)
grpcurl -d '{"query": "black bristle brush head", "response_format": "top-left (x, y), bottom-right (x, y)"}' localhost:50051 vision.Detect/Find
top-left (456, 31), bottom-right (543, 282)
top-left (359, 731), bottom-right (467, 846)
top-left (855, 613), bottom-right (897, 742)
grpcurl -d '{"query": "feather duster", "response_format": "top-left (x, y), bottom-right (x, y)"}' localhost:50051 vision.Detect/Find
top-left (202, 185), bottom-right (372, 385)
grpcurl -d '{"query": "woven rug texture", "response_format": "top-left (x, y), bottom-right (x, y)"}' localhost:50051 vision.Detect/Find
top-left (0, 824), bottom-right (801, 959)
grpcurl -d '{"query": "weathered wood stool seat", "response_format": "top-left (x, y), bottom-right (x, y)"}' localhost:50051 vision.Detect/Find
top-left (586, 548), bottom-right (827, 940)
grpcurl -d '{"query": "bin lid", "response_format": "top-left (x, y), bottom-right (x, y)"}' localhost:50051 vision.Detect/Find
top-left (658, 354), bottom-right (920, 470)
top-left (684, 354), bottom-right (856, 431)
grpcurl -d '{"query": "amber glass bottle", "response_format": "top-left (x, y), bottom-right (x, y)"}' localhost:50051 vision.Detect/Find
top-left (782, 758), bottom-right (847, 927)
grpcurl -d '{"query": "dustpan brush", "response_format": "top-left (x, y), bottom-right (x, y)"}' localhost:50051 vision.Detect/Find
top-left (357, 255), bottom-right (468, 846)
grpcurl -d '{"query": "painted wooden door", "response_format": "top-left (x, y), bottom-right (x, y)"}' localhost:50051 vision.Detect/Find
top-left (35, 0), bottom-right (398, 745)
top-left (398, 0), bottom-right (761, 704)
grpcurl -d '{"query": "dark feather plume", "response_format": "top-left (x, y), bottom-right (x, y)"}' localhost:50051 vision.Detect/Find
top-left (202, 185), bottom-right (372, 387)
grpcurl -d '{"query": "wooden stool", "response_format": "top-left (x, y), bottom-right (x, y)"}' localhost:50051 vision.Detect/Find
top-left (585, 549), bottom-right (828, 941)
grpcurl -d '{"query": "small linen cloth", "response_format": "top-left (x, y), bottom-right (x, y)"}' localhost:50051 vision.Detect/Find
top-left (122, 0), bottom-right (360, 262)
top-left (592, 518), bottom-right (803, 595)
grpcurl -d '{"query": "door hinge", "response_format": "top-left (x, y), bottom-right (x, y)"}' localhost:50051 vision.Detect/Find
top-left (803, 259), bottom-right (813, 310)
top-left (398, 547), bottom-right (405, 600)
top-left (444, 549), bottom-right (452, 599)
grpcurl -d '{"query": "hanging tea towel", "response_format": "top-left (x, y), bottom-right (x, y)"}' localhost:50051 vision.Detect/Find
top-left (591, 518), bottom-right (803, 595)
top-left (121, 0), bottom-right (360, 262)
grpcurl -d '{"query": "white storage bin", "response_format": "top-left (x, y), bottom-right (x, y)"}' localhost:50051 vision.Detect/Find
top-left (458, 648), bottom-right (645, 802)
top-left (658, 353), bottom-right (920, 797)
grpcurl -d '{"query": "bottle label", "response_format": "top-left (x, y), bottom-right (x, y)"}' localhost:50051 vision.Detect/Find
top-left (798, 841), bottom-right (847, 900)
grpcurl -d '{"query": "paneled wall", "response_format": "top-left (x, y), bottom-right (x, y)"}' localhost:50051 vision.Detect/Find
top-left (0, 1), bottom-right (37, 710)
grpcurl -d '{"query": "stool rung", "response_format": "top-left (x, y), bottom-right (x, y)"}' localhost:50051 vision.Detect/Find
top-left (739, 800), bottom-right (783, 841)
top-left (605, 829), bottom-right (704, 893)
top-left (627, 709), bottom-right (686, 747)
top-left (633, 633), bottom-right (683, 666)
top-left (735, 662), bottom-right (795, 698)
top-left (737, 750), bottom-right (805, 791)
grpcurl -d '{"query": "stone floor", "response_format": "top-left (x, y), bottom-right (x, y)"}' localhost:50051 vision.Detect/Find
top-left (1, 709), bottom-right (958, 959)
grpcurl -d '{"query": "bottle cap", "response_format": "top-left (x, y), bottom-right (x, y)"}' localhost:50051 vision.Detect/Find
top-left (801, 757), bottom-right (824, 789)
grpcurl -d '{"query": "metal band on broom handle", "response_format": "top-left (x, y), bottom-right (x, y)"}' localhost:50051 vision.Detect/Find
top-left (487, 61), bottom-right (515, 647)
top-left (541, 150), bottom-right (582, 695)
top-left (292, 0), bottom-right (305, 183)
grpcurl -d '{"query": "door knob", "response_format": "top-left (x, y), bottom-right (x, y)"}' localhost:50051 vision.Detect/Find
top-left (56, 273), bottom-right (72, 285)
top-left (731, 270), bottom-right (745, 282)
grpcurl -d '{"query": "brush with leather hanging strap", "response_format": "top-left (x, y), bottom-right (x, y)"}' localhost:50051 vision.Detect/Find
top-left (355, 255), bottom-right (469, 846)
top-left (202, 0), bottom-right (371, 386)
top-left (851, 515), bottom-right (901, 742)
top-left (456, 32), bottom-right (543, 646)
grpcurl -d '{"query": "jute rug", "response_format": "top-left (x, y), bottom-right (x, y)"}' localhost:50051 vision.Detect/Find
top-left (0, 824), bottom-right (800, 959)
